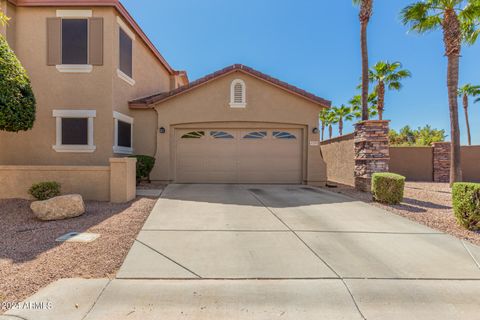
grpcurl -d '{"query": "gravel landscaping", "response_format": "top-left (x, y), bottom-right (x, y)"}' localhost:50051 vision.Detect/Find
top-left (322, 182), bottom-right (480, 246)
top-left (0, 196), bottom-right (158, 312)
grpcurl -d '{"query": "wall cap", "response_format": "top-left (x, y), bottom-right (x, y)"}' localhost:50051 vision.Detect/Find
top-left (109, 157), bottom-right (137, 164)
top-left (320, 133), bottom-right (355, 145)
top-left (355, 120), bottom-right (391, 125)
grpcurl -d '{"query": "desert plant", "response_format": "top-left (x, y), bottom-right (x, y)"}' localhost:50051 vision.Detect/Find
top-left (130, 155), bottom-right (155, 183)
top-left (29, 182), bottom-right (61, 200)
top-left (319, 109), bottom-right (329, 141)
top-left (0, 32), bottom-right (36, 132)
top-left (368, 61), bottom-right (411, 120)
top-left (389, 125), bottom-right (446, 146)
top-left (371, 173), bottom-right (406, 205)
top-left (332, 105), bottom-right (354, 136)
top-left (349, 93), bottom-right (379, 119)
top-left (401, 0), bottom-right (480, 184)
top-left (452, 182), bottom-right (480, 231)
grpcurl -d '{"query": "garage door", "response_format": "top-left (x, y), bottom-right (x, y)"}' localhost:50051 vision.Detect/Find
top-left (175, 128), bottom-right (302, 183)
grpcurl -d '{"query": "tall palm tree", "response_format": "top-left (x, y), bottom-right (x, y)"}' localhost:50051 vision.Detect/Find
top-left (401, 0), bottom-right (480, 184)
top-left (332, 105), bottom-right (354, 136)
top-left (319, 109), bottom-right (329, 141)
top-left (458, 84), bottom-right (480, 145)
top-left (353, 0), bottom-right (374, 121)
top-left (326, 110), bottom-right (338, 140)
top-left (369, 61), bottom-right (412, 120)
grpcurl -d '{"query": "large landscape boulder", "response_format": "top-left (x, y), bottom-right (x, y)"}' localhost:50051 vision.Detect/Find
top-left (30, 194), bottom-right (85, 221)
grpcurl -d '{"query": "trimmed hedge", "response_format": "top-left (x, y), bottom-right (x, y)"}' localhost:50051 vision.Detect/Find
top-left (129, 155), bottom-right (155, 183)
top-left (452, 183), bottom-right (480, 231)
top-left (371, 172), bottom-right (405, 205)
top-left (29, 181), bottom-right (61, 200)
top-left (0, 35), bottom-right (36, 132)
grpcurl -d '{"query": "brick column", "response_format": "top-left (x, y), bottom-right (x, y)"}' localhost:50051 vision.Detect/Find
top-left (432, 142), bottom-right (451, 183)
top-left (354, 120), bottom-right (390, 191)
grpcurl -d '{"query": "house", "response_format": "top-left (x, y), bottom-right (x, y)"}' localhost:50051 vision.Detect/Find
top-left (0, 0), bottom-right (330, 186)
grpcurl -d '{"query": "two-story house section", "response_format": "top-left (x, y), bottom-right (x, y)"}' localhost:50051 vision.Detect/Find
top-left (0, 0), bottom-right (188, 166)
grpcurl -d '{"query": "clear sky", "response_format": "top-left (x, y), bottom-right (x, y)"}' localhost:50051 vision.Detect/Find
top-left (122, 0), bottom-right (480, 145)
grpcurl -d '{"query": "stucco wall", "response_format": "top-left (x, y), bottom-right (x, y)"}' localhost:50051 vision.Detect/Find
top-left (461, 146), bottom-right (480, 183)
top-left (150, 71), bottom-right (327, 184)
top-left (0, 165), bottom-right (110, 201)
top-left (0, 6), bottom-right (172, 165)
top-left (389, 147), bottom-right (434, 181)
top-left (320, 133), bottom-right (355, 186)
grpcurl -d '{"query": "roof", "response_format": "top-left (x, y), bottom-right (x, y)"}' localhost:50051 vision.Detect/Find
top-left (8, 0), bottom-right (179, 76)
top-left (129, 64), bottom-right (331, 108)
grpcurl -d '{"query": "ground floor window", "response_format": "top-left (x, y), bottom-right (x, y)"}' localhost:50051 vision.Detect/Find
top-left (52, 110), bottom-right (96, 152)
top-left (113, 111), bottom-right (133, 154)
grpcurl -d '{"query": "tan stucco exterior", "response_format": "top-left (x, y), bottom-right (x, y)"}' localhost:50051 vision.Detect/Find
top-left (149, 71), bottom-right (327, 184)
top-left (0, 5), bottom-right (176, 166)
top-left (320, 133), bottom-right (355, 186)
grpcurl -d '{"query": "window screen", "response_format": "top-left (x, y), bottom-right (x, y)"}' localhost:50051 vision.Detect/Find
top-left (62, 118), bottom-right (88, 145)
top-left (62, 19), bottom-right (88, 64)
top-left (117, 120), bottom-right (132, 148)
top-left (119, 28), bottom-right (133, 77)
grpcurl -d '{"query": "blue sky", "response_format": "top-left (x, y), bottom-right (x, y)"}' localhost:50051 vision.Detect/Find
top-left (122, 0), bottom-right (480, 145)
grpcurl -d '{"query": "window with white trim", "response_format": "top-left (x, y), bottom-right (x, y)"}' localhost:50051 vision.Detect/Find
top-left (230, 79), bottom-right (246, 108)
top-left (113, 111), bottom-right (134, 154)
top-left (117, 17), bottom-right (136, 86)
top-left (53, 110), bottom-right (96, 153)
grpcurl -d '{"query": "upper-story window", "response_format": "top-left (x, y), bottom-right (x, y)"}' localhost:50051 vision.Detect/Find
top-left (230, 79), bottom-right (246, 108)
top-left (48, 10), bottom-right (104, 73)
top-left (117, 17), bottom-right (136, 86)
top-left (62, 19), bottom-right (88, 65)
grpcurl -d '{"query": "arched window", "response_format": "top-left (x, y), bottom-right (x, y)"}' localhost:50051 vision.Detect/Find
top-left (230, 79), bottom-right (246, 108)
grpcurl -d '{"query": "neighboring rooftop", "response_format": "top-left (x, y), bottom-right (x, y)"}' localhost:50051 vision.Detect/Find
top-left (129, 64), bottom-right (332, 108)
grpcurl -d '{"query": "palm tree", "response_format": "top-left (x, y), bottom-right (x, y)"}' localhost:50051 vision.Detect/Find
top-left (349, 93), bottom-right (379, 119)
top-left (458, 84), bottom-right (480, 146)
top-left (353, 0), bottom-right (374, 121)
top-left (401, 0), bottom-right (480, 184)
top-left (332, 105), bottom-right (354, 136)
top-left (369, 61), bottom-right (411, 120)
top-left (326, 110), bottom-right (338, 140)
top-left (319, 109), bottom-right (329, 141)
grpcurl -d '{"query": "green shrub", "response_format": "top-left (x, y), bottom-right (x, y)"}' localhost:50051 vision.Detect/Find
top-left (129, 155), bottom-right (155, 182)
top-left (29, 182), bottom-right (61, 200)
top-left (371, 173), bottom-right (406, 205)
top-left (452, 183), bottom-right (480, 231)
top-left (0, 35), bottom-right (36, 132)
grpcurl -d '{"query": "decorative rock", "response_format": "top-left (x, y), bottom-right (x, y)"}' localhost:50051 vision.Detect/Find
top-left (30, 194), bottom-right (86, 221)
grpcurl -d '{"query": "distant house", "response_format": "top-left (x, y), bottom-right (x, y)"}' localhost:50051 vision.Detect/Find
top-left (0, 0), bottom-right (330, 185)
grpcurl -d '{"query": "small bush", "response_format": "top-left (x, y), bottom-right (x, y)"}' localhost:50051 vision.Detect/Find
top-left (452, 183), bottom-right (480, 231)
top-left (371, 173), bottom-right (405, 205)
top-left (129, 155), bottom-right (155, 182)
top-left (29, 181), bottom-right (61, 200)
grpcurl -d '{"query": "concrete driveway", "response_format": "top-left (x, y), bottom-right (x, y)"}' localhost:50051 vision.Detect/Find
top-left (4, 184), bottom-right (480, 320)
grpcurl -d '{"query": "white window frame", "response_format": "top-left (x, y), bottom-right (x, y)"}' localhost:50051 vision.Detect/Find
top-left (230, 79), bottom-right (246, 108)
top-left (113, 111), bottom-right (134, 155)
top-left (52, 109), bottom-right (96, 153)
top-left (55, 10), bottom-right (93, 73)
top-left (117, 16), bottom-right (136, 86)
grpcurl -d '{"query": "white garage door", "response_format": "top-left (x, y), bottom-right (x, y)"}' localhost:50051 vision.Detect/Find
top-left (175, 128), bottom-right (302, 183)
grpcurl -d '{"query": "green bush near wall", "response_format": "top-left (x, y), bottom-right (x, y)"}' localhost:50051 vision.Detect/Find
top-left (29, 182), bottom-right (61, 200)
top-left (371, 173), bottom-right (406, 205)
top-left (452, 183), bottom-right (480, 231)
top-left (129, 155), bottom-right (155, 183)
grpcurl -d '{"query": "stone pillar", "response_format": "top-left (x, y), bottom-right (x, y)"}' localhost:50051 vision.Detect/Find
top-left (432, 142), bottom-right (451, 183)
top-left (354, 120), bottom-right (390, 192)
top-left (109, 157), bottom-right (137, 203)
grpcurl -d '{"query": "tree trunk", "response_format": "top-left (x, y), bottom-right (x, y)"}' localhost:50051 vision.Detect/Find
top-left (329, 125), bottom-right (333, 139)
top-left (361, 22), bottom-right (369, 121)
top-left (447, 54), bottom-right (463, 184)
top-left (444, 9), bottom-right (463, 185)
top-left (339, 117), bottom-right (343, 136)
top-left (321, 124), bottom-right (325, 141)
top-left (463, 94), bottom-right (472, 146)
top-left (377, 81), bottom-right (385, 120)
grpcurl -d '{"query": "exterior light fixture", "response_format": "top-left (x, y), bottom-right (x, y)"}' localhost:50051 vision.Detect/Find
top-left (312, 128), bottom-right (319, 134)
top-left (159, 127), bottom-right (166, 134)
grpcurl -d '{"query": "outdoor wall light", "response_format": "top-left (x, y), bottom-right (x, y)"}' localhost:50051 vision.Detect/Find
top-left (159, 127), bottom-right (166, 134)
top-left (312, 128), bottom-right (319, 134)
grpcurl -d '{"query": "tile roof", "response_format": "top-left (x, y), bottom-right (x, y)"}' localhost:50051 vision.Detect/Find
top-left (129, 64), bottom-right (331, 108)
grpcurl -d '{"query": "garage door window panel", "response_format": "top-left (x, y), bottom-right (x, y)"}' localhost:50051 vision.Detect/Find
top-left (243, 131), bottom-right (267, 139)
top-left (210, 131), bottom-right (234, 139)
top-left (273, 131), bottom-right (297, 140)
top-left (181, 131), bottom-right (205, 139)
